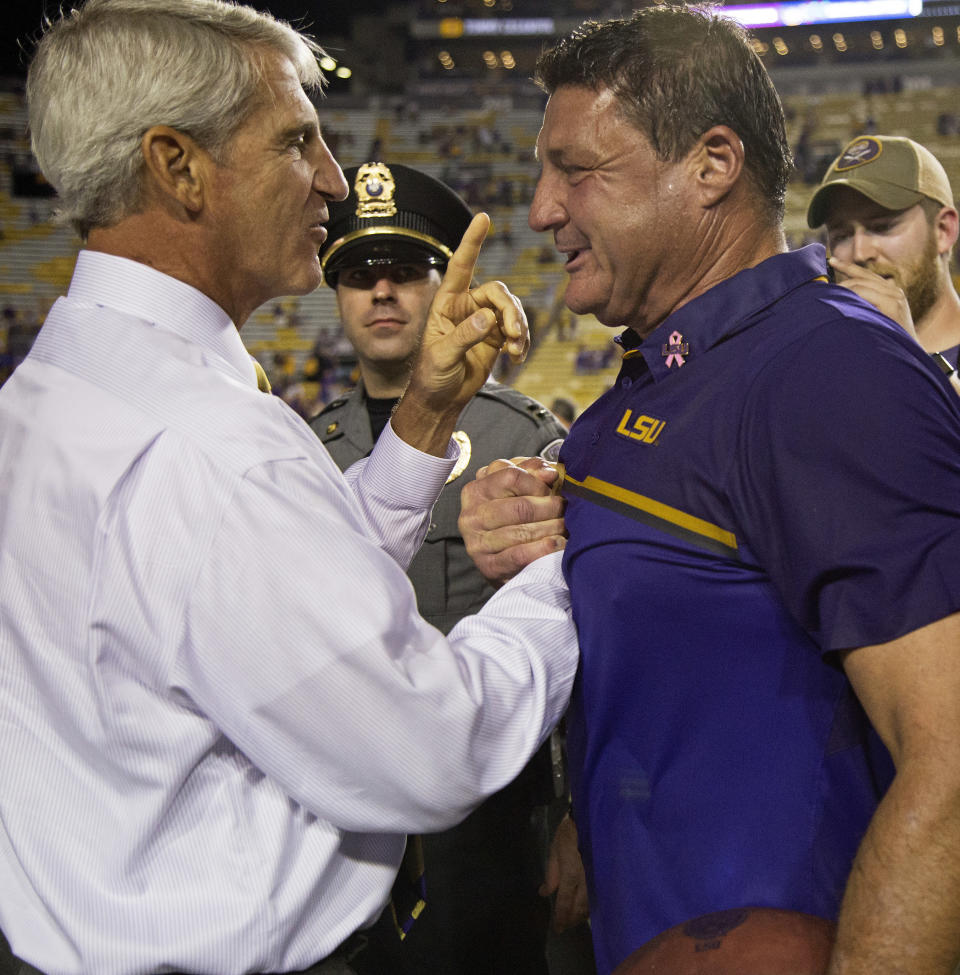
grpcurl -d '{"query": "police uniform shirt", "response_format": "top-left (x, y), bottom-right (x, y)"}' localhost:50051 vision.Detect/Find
top-left (558, 244), bottom-right (960, 973)
top-left (312, 381), bottom-right (565, 634)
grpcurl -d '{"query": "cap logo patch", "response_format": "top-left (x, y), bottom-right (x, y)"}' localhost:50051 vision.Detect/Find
top-left (834, 137), bottom-right (882, 172)
top-left (355, 162), bottom-right (397, 218)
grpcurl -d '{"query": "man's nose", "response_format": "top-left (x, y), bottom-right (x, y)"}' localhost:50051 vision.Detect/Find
top-left (850, 229), bottom-right (878, 265)
top-left (313, 138), bottom-right (349, 202)
top-left (528, 176), bottom-right (564, 233)
top-left (371, 275), bottom-right (397, 299)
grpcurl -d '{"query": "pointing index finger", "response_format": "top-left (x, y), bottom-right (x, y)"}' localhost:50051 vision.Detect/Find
top-left (436, 212), bottom-right (491, 298)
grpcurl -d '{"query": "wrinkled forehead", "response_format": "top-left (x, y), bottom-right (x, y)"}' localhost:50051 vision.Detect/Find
top-left (535, 85), bottom-right (623, 159)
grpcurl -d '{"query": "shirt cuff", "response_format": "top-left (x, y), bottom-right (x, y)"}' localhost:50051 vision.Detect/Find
top-left (364, 420), bottom-right (457, 507)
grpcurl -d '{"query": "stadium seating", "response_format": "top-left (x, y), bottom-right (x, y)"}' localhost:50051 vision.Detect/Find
top-left (2, 81), bottom-right (959, 413)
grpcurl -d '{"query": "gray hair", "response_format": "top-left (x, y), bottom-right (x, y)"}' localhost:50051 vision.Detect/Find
top-left (26, 0), bottom-right (326, 237)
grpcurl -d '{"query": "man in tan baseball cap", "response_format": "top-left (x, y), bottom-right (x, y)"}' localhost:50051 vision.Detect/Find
top-left (807, 135), bottom-right (960, 368)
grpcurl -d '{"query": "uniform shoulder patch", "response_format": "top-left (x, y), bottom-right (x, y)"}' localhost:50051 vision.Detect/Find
top-left (539, 438), bottom-right (564, 463)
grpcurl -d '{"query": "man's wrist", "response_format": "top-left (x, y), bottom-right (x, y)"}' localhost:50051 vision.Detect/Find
top-left (391, 395), bottom-right (462, 458)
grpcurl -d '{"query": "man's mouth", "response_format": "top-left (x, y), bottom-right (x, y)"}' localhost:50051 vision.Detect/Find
top-left (561, 247), bottom-right (588, 270)
top-left (869, 264), bottom-right (899, 283)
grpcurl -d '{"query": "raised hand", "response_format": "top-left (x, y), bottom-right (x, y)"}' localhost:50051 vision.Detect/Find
top-left (393, 213), bottom-right (530, 455)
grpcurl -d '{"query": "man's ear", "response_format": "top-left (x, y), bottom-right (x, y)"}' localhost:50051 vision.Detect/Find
top-left (689, 125), bottom-right (744, 208)
top-left (934, 205), bottom-right (959, 258)
top-left (141, 125), bottom-right (208, 214)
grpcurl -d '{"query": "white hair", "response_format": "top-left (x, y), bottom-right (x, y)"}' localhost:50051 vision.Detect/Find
top-left (26, 0), bottom-right (326, 237)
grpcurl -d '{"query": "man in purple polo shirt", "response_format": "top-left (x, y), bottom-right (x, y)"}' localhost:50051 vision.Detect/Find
top-left (464, 7), bottom-right (960, 975)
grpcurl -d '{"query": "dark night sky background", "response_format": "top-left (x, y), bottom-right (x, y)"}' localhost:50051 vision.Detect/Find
top-left (1, 3), bottom-right (383, 79)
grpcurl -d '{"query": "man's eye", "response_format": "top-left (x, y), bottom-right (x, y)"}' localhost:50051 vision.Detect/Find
top-left (826, 224), bottom-right (851, 243)
top-left (339, 264), bottom-right (431, 288)
top-left (341, 269), bottom-right (375, 289)
top-left (393, 265), bottom-right (425, 284)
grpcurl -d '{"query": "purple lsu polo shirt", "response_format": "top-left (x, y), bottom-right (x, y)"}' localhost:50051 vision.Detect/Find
top-left (559, 245), bottom-right (960, 974)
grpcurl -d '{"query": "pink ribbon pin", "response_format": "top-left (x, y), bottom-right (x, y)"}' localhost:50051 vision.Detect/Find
top-left (662, 330), bottom-right (688, 368)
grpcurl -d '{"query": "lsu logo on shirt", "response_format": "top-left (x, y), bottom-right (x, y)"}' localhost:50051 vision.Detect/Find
top-left (616, 409), bottom-right (665, 445)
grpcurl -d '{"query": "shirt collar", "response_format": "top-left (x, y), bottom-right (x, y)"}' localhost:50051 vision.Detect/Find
top-left (67, 250), bottom-right (259, 388)
top-left (634, 244), bottom-right (828, 381)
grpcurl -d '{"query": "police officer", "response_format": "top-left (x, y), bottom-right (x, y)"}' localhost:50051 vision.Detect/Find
top-left (310, 163), bottom-right (593, 975)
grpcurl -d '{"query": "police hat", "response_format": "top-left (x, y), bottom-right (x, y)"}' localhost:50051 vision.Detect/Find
top-left (320, 162), bottom-right (474, 287)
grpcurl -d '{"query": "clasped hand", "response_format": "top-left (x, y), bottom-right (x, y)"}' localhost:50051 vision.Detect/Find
top-left (460, 457), bottom-right (567, 586)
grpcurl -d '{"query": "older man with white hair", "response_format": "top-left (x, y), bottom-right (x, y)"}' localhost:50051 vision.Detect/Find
top-left (0, 2), bottom-right (577, 973)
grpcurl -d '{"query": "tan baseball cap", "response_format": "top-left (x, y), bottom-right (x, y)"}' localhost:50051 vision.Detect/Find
top-left (806, 135), bottom-right (955, 229)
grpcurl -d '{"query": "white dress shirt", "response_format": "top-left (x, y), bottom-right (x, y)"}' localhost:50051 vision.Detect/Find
top-left (0, 251), bottom-right (578, 975)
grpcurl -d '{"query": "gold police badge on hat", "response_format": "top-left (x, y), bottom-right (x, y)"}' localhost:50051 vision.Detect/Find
top-left (355, 162), bottom-right (397, 219)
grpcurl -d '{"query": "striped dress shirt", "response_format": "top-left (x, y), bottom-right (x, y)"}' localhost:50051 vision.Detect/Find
top-left (0, 251), bottom-right (578, 975)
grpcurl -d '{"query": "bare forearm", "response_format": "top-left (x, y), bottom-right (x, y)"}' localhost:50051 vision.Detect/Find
top-left (828, 769), bottom-right (960, 974)
top-left (390, 397), bottom-right (462, 458)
